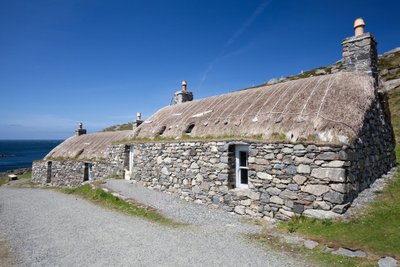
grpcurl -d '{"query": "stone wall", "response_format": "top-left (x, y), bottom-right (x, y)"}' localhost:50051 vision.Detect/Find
top-left (32, 144), bottom-right (128, 187)
top-left (125, 141), bottom-right (352, 219)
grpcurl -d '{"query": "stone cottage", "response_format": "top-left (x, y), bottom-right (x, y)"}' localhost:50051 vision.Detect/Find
top-left (32, 19), bottom-right (396, 220)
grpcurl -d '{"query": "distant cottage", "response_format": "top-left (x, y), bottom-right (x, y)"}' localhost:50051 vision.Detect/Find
top-left (32, 19), bottom-right (396, 220)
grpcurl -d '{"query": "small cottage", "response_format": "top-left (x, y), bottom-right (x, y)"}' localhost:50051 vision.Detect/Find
top-left (32, 19), bottom-right (396, 220)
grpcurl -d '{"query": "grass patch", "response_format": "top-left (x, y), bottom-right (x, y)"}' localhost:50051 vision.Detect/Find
top-left (252, 233), bottom-right (374, 267)
top-left (279, 169), bottom-right (400, 258)
top-left (18, 171), bottom-right (32, 179)
top-left (62, 184), bottom-right (181, 227)
top-left (0, 177), bottom-right (8, 186)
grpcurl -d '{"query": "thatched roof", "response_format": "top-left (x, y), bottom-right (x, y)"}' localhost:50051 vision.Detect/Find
top-left (45, 131), bottom-right (134, 160)
top-left (135, 72), bottom-right (375, 143)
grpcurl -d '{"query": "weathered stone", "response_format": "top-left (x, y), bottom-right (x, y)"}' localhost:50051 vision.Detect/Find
top-left (293, 144), bottom-right (305, 150)
top-left (266, 187), bottom-right (281, 196)
top-left (257, 172), bottom-right (273, 180)
top-left (304, 240), bottom-right (319, 249)
top-left (302, 185), bottom-right (330, 196)
top-left (293, 204), bottom-right (304, 214)
top-left (250, 191), bottom-right (260, 200)
top-left (293, 175), bottom-right (307, 185)
top-left (279, 190), bottom-right (298, 200)
top-left (195, 173), bottom-right (203, 182)
top-left (265, 153), bottom-right (274, 160)
top-left (192, 185), bottom-right (201, 194)
top-left (285, 165), bottom-right (297, 175)
top-left (330, 183), bottom-right (348, 193)
top-left (378, 257), bottom-right (398, 267)
top-left (314, 201), bottom-right (331, 210)
top-left (297, 164), bottom-right (311, 174)
top-left (161, 166), bottom-right (170, 175)
top-left (282, 148), bottom-right (293, 154)
top-left (190, 162), bottom-right (199, 169)
top-left (303, 209), bottom-right (340, 219)
top-left (332, 203), bottom-right (350, 214)
top-left (232, 206), bottom-right (246, 216)
top-left (332, 248), bottom-right (366, 258)
top-left (317, 152), bottom-right (338, 160)
top-left (324, 191), bottom-right (345, 204)
top-left (295, 157), bottom-right (313, 164)
top-left (270, 196), bottom-right (284, 205)
top-left (279, 208), bottom-right (294, 218)
top-left (322, 160), bottom-right (346, 167)
top-left (311, 168), bottom-right (346, 182)
top-left (241, 199), bottom-right (251, 206)
top-left (287, 183), bottom-right (299, 191)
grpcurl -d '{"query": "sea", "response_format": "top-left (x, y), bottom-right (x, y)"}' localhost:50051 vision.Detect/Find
top-left (0, 140), bottom-right (63, 173)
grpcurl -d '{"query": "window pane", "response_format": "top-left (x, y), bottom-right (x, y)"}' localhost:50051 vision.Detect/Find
top-left (240, 169), bottom-right (248, 184)
top-left (239, 151), bottom-right (247, 167)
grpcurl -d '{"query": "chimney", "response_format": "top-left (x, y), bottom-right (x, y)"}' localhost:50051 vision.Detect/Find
top-left (341, 18), bottom-right (378, 83)
top-left (172, 80), bottom-right (193, 105)
top-left (75, 122), bottom-right (87, 136)
top-left (182, 80), bottom-right (187, 92)
top-left (136, 112), bottom-right (143, 127)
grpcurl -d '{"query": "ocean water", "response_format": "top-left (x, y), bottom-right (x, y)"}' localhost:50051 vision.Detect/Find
top-left (0, 140), bottom-right (63, 173)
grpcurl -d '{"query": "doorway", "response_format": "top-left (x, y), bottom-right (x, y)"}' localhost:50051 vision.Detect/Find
top-left (84, 163), bottom-right (93, 181)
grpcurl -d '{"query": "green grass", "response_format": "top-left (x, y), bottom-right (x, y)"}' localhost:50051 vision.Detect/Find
top-left (63, 184), bottom-right (181, 227)
top-left (308, 249), bottom-right (375, 267)
top-left (103, 123), bottom-right (133, 132)
top-left (0, 177), bottom-right (8, 186)
top-left (253, 233), bottom-right (375, 267)
top-left (279, 168), bottom-right (400, 258)
top-left (18, 171), bottom-right (32, 179)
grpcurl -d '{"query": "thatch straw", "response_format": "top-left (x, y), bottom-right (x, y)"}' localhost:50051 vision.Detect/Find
top-left (135, 72), bottom-right (375, 142)
top-left (45, 131), bottom-right (135, 160)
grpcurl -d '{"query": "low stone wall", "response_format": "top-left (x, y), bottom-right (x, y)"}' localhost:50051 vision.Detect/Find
top-left (32, 144), bottom-right (128, 187)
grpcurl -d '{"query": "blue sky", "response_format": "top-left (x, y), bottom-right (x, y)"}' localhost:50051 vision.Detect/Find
top-left (1, 0), bottom-right (399, 139)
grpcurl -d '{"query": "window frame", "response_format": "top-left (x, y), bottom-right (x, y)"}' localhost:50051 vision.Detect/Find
top-left (235, 145), bottom-right (249, 188)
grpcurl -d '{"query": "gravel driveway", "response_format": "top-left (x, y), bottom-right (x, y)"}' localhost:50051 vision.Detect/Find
top-left (0, 183), bottom-right (310, 266)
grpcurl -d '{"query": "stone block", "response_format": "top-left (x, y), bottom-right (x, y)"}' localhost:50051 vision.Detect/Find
top-left (317, 152), bottom-right (338, 160)
top-left (322, 160), bottom-right (346, 167)
top-left (311, 168), bottom-right (346, 182)
top-left (285, 165), bottom-right (297, 175)
top-left (324, 191), bottom-right (345, 204)
top-left (293, 204), bottom-right (304, 214)
top-left (234, 205), bottom-right (245, 215)
top-left (302, 185), bottom-right (330, 196)
top-left (266, 187), bottom-right (281, 196)
top-left (297, 164), bottom-right (311, 174)
top-left (270, 196), bottom-right (284, 205)
top-left (256, 172), bottom-right (273, 180)
top-left (303, 209), bottom-right (340, 219)
top-left (293, 175), bottom-right (307, 185)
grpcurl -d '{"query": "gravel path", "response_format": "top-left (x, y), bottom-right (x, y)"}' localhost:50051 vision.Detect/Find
top-left (0, 185), bottom-right (310, 266)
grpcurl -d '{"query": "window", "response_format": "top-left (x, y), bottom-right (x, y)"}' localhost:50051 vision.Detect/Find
top-left (157, 126), bottom-right (166, 136)
top-left (185, 124), bottom-right (195, 135)
top-left (235, 145), bottom-right (249, 188)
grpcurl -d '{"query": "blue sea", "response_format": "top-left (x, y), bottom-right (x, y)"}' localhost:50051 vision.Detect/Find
top-left (0, 140), bottom-right (63, 173)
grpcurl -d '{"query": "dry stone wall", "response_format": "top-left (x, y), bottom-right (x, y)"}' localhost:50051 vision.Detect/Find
top-left (127, 138), bottom-right (394, 220)
top-left (32, 144), bottom-right (128, 187)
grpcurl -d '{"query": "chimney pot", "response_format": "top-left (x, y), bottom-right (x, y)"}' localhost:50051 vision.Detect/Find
top-left (136, 112), bottom-right (143, 127)
top-left (182, 80), bottom-right (187, 92)
top-left (354, 18), bottom-right (365, 36)
top-left (76, 122), bottom-right (87, 136)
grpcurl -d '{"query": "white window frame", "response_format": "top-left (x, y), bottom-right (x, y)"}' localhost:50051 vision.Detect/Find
top-left (235, 145), bottom-right (249, 188)
top-left (129, 145), bottom-right (134, 172)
